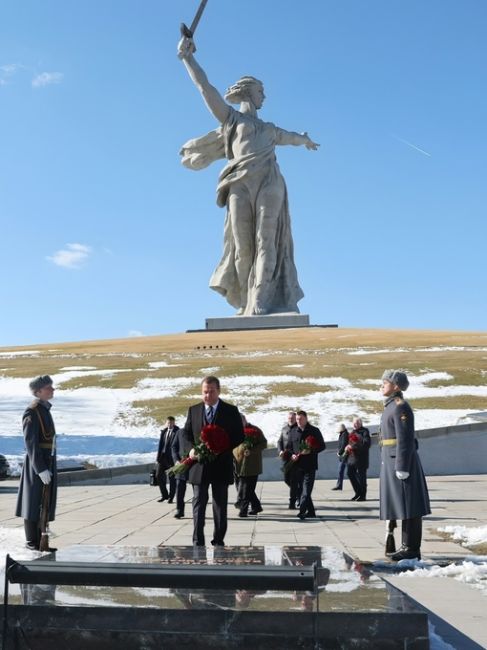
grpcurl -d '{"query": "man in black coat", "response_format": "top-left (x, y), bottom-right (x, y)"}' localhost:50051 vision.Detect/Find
top-left (287, 410), bottom-right (326, 520)
top-left (156, 417), bottom-right (179, 502)
top-left (171, 427), bottom-right (190, 519)
top-left (183, 376), bottom-right (244, 546)
top-left (277, 411), bottom-right (300, 508)
top-left (346, 418), bottom-right (371, 501)
top-left (15, 375), bottom-right (58, 551)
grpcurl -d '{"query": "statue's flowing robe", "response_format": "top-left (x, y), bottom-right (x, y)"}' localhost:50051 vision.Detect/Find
top-left (180, 107), bottom-right (304, 315)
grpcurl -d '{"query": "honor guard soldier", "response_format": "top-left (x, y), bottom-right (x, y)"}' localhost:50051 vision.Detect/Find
top-left (15, 375), bottom-right (58, 551)
top-left (379, 370), bottom-right (431, 561)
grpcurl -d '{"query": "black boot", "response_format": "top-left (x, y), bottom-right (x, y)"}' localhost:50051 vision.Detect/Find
top-left (388, 545), bottom-right (421, 561)
top-left (331, 483), bottom-right (342, 491)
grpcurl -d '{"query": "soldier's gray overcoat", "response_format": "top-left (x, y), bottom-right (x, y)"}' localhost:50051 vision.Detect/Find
top-left (379, 394), bottom-right (430, 521)
top-left (15, 399), bottom-right (57, 522)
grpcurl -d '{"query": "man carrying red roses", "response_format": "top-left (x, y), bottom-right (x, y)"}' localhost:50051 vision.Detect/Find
top-left (182, 376), bottom-right (244, 547)
top-left (233, 416), bottom-right (267, 517)
top-left (286, 410), bottom-right (326, 520)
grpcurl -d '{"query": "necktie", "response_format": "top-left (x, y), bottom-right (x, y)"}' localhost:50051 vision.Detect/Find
top-left (164, 429), bottom-right (172, 452)
top-left (207, 406), bottom-right (214, 423)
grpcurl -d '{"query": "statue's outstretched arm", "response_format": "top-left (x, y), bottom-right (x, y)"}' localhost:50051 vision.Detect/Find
top-left (276, 128), bottom-right (320, 151)
top-left (178, 36), bottom-right (230, 125)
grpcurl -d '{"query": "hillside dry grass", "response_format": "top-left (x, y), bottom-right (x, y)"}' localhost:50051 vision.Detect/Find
top-left (1, 327), bottom-right (486, 427)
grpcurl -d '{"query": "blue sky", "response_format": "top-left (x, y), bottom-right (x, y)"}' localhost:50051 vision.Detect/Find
top-left (1, 0), bottom-right (485, 346)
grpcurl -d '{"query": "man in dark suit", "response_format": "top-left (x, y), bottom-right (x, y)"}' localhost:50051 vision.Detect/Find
top-left (346, 417), bottom-right (371, 501)
top-left (277, 411), bottom-right (301, 508)
top-left (287, 410), bottom-right (326, 520)
top-left (183, 376), bottom-right (244, 546)
top-left (156, 417), bottom-right (179, 503)
top-left (171, 427), bottom-right (190, 519)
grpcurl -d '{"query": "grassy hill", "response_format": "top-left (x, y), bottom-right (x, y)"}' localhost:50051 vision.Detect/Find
top-left (1, 327), bottom-right (486, 438)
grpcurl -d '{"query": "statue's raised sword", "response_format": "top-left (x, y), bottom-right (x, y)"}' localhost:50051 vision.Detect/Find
top-left (180, 0), bottom-right (208, 43)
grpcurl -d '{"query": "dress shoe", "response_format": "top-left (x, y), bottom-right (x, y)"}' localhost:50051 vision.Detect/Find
top-left (388, 546), bottom-right (421, 561)
top-left (297, 512), bottom-right (306, 520)
top-left (306, 512), bottom-right (316, 518)
top-left (25, 542), bottom-right (39, 551)
top-left (288, 503), bottom-right (296, 510)
top-left (249, 508), bottom-right (263, 515)
top-left (174, 513), bottom-right (184, 519)
top-left (331, 485), bottom-right (342, 491)
top-left (211, 540), bottom-right (224, 547)
top-left (350, 495), bottom-right (360, 501)
top-left (355, 497), bottom-right (366, 502)
top-left (157, 497), bottom-right (167, 502)
top-left (168, 498), bottom-right (174, 504)
top-left (234, 501), bottom-right (242, 509)
top-left (238, 511), bottom-right (248, 517)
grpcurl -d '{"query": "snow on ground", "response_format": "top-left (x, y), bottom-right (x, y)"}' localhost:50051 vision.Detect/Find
top-left (1, 364), bottom-right (485, 471)
top-left (0, 350), bottom-right (41, 357)
top-left (396, 557), bottom-right (487, 596)
top-left (438, 525), bottom-right (487, 548)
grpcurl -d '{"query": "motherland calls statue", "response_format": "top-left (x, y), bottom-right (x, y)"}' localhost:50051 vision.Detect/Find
top-left (178, 34), bottom-right (319, 317)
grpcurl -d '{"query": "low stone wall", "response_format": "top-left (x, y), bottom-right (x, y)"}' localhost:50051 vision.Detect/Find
top-left (58, 421), bottom-right (487, 486)
top-left (4, 605), bottom-right (429, 649)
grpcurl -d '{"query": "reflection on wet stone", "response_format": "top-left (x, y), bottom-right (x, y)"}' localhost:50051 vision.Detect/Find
top-left (7, 544), bottom-right (401, 613)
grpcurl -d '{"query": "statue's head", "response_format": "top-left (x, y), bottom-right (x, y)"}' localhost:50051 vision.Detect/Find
top-left (225, 76), bottom-right (265, 108)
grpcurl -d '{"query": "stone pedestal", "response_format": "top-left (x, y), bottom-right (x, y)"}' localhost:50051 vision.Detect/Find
top-left (205, 313), bottom-right (310, 331)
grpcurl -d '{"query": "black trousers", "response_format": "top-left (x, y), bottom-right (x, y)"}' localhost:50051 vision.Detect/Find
top-left (289, 466), bottom-right (303, 506)
top-left (24, 519), bottom-right (40, 548)
top-left (192, 481), bottom-right (228, 546)
top-left (158, 467), bottom-right (176, 500)
top-left (298, 469), bottom-right (316, 516)
top-left (347, 465), bottom-right (367, 498)
top-left (336, 460), bottom-right (347, 486)
top-left (175, 478), bottom-right (187, 515)
top-left (402, 517), bottom-right (422, 551)
top-left (237, 475), bottom-right (261, 513)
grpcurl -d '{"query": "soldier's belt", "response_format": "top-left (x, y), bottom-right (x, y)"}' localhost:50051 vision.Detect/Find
top-left (39, 443), bottom-right (53, 450)
top-left (380, 439), bottom-right (397, 447)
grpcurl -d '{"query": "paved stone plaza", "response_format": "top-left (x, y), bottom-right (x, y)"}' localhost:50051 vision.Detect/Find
top-left (1, 474), bottom-right (486, 647)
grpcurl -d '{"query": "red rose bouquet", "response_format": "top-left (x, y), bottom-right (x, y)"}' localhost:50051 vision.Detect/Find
top-left (281, 436), bottom-right (321, 479)
top-left (341, 432), bottom-right (362, 461)
top-left (243, 425), bottom-right (262, 450)
top-left (168, 424), bottom-right (230, 476)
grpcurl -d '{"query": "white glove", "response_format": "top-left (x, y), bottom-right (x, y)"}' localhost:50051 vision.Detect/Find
top-left (396, 470), bottom-right (409, 480)
top-left (39, 469), bottom-right (52, 485)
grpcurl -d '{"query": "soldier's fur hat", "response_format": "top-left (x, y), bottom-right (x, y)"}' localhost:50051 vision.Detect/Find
top-left (29, 375), bottom-right (53, 394)
top-left (381, 369), bottom-right (409, 391)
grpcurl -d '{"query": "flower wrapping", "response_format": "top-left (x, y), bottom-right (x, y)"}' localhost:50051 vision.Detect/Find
top-left (167, 424), bottom-right (230, 476)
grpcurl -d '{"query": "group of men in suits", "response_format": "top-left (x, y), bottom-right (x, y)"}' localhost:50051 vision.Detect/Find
top-left (157, 371), bottom-right (430, 560)
top-left (277, 410), bottom-right (326, 519)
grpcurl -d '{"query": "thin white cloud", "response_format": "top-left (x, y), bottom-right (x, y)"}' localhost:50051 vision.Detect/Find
top-left (0, 63), bottom-right (24, 85)
top-left (32, 71), bottom-right (64, 88)
top-left (128, 330), bottom-right (145, 338)
top-left (391, 133), bottom-right (431, 157)
top-left (47, 243), bottom-right (92, 269)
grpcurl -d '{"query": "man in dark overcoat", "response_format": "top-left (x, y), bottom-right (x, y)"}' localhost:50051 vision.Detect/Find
top-left (346, 417), bottom-right (371, 501)
top-left (15, 375), bottom-right (58, 551)
top-left (380, 370), bottom-right (431, 561)
top-left (156, 416), bottom-right (179, 502)
top-left (183, 376), bottom-right (244, 546)
top-left (287, 410), bottom-right (326, 519)
top-left (277, 411), bottom-right (300, 508)
top-left (171, 426), bottom-right (190, 519)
